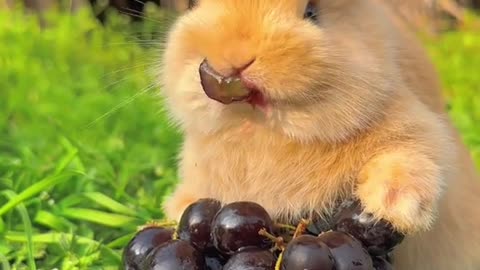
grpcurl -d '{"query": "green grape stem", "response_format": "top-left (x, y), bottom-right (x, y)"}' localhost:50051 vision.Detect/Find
top-left (258, 228), bottom-right (286, 251)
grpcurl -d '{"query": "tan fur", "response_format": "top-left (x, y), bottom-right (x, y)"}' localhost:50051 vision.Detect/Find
top-left (157, 0), bottom-right (480, 269)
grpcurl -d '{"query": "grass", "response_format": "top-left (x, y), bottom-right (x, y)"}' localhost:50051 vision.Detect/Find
top-left (0, 6), bottom-right (181, 270)
top-left (423, 13), bottom-right (480, 168)
top-left (0, 5), bottom-right (479, 270)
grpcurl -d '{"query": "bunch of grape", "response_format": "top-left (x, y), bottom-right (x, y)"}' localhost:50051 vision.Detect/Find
top-left (122, 198), bottom-right (404, 270)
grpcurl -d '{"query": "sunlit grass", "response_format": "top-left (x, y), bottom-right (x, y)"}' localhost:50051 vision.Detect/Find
top-left (0, 6), bottom-right (181, 269)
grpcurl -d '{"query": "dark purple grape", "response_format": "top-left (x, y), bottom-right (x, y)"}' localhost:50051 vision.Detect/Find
top-left (145, 239), bottom-right (206, 270)
top-left (122, 226), bottom-right (174, 269)
top-left (211, 201), bottom-right (274, 255)
top-left (199, 59), bottom-right (251, 105)
top-left (223, 248), bottom-right (276, 270)
top-left (280, 234), bottom-right (336, 270)
top-left (372, 256), bottom-right (393, 270)
top-left (204, 247), bottom-right (228, 270)
top-left (333, 199), bottom-right (405, 256)
top-left (205, 254), bottom-right (225, 270)
top-left (317, 231), bottom-right (373, 270)
top-left (177, 198), bottom-right (222, 251)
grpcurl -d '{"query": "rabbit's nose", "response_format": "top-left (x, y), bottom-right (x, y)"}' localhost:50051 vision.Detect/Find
top-left (199, 58), bottom-right (257, 105)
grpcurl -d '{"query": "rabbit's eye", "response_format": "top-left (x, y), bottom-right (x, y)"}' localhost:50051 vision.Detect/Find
top-left (188, 0), bottom-right (198, 9)
top-left (303, 1), bottom-right (319, 22)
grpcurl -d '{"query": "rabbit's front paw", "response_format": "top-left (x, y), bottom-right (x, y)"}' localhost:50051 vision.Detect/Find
top-left (356, 150), bottom-right (444, 234)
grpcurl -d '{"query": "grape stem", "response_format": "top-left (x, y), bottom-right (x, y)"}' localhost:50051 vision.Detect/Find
top-left (292, 218), bottom-right (310, 239)
top-left (273, 223), bottom-right (297, 231)
top-left (137, 220), bottom-right (178, 232)
top-left (258, 228), bottom-right (286, 251)
top-left (275, 251), bottom-right (284, 270)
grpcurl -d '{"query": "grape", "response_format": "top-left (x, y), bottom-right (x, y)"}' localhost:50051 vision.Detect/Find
top-left (199, 59), bottom-right (250, 105)
top-left (372, 256), bottom-right (393, 270)
top-left (317, 231), bottom-right (373, 270)
top-left (204, 247), bottom-right (228, 270)
top-left (122, 226), bottom-right (174, 269)
top-left (205, 254), bottom-right (226, 270)
top-left (333, 199), bottom-right (405, 256)
top-left (124, 198), bottom-right (403, 270)
top-left (145, 239), bottom-right (206, 270)
top-left (177, 198), bottom-right (222, 251)
top-left (223, 248), bottom-right (276, 270)
top-left (211, 201), bottom-right (274, 255)
top-left (280, 234), bottom-right (336, 270)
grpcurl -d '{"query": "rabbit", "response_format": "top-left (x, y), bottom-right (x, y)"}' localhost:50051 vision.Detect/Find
top-left (156, 0), bottom-right (480, 269)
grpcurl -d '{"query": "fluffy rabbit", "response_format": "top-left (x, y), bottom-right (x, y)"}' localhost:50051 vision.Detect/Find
top-left (157, 1), bottom-right (480, 269)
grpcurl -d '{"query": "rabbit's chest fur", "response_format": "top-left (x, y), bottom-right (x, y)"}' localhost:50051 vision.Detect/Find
top-left (180, 122), bottom-right (376, 221)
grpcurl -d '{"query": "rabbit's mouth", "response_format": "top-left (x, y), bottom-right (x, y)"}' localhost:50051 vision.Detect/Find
top-left (199, 59), bottom-right (268, 110)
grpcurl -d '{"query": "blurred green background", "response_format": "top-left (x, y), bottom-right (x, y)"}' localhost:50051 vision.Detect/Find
top-left (0, 2), bottom-right (479, 270)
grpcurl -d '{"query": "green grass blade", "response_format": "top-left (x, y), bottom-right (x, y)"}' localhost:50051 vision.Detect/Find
top-left (106, 232), bottom-right (136, 249)
top-left (34, 210), bottom-right (75, 231)
top-left (0, 216), bottom-right (4, 233)
top-left (83, 192), bottom-right (137, 217)
top-left (2, 190), bottom-right (36, 270)
top-left (59, 208), bottom-right (137, 228)
top-left (0, 177), bottom-right (13, 188)
top-left (0, 171), bottom-right (80, 217)
top-left (54, 148), bottom-right (79, 175)
top-left (5, 231), bottom-right (123, 266)
top-left (56, 194), bottom-right (87, 208)
top-left (5, 231), bottom-right (99, 245)
top-left (0, 253), bottom-right (11, 270)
